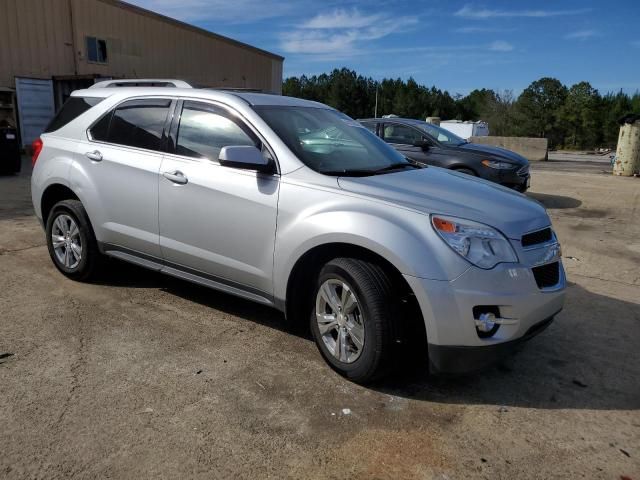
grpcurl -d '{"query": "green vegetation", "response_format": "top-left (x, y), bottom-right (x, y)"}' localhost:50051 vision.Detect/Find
top-left (282, 68), bottom-right (640, 149)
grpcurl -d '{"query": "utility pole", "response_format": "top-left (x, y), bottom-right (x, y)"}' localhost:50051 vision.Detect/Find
top-left (374, 83), bottom-right (378, 118)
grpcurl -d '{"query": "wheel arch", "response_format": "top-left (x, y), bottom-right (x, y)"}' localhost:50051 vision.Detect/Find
top-left (283, 242), bottom-right (427, 351)
top-left (41, 183), bottom-right (80, 225)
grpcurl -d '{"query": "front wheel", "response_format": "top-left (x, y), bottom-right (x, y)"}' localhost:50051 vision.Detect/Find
top-left (310, 258), bottom-right (397, 383)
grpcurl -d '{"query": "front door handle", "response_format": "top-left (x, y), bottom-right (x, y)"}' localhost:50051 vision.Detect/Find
top-left (85, 150), bottom-right (103, 161)
top-left (163, 170), bottom-right (188, 185)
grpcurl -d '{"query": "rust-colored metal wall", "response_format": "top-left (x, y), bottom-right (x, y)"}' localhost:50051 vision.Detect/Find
top-left (0, 0), bottom-right (283, 93)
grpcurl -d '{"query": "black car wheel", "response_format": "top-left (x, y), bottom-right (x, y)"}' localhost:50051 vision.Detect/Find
top-left (310, 258), bottom-right (398, 384)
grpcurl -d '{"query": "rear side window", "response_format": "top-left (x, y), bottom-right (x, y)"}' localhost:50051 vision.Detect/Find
top-left (175, 101), bottom-right (258, 160)
top-left (383, 124), bottom-right (423, 145)
top-left (44, 97), bottom-right (103, 133)
top-left (90, 99), bottom-right (171, 152)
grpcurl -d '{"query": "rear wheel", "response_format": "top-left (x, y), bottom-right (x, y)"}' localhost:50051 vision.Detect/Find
top-left (310, 258), bottom-right (397, 383)
top-left (45, 200), bottom-right (101, 281)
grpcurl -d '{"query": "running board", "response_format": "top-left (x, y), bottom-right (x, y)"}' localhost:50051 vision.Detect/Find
top-left (104, 248), bottom-right (275, 308)
top-left (161, 266), bottom-right (274, 307)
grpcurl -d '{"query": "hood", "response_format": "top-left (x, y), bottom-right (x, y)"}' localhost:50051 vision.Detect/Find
top-left (337, 167), bottom-right (548, 239)
top-left (457, 142), bottom-right (529, 165)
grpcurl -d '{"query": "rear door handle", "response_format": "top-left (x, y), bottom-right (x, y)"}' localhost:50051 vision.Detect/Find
top-left (85, 150), bottom-right (103, 161)
top-left (163, 170), bottom-right (188, 185)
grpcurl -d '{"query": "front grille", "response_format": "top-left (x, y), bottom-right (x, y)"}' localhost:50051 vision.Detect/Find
top-left (517, 165), bottom-right (530, 176)
top-left (532, 262), bottom-right (560, 289)
top-left (522, 227), bottom-right (552, 247)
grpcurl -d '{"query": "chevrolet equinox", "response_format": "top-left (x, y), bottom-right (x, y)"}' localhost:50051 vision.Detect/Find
top-left (31, 80), bottom-right (566, 383)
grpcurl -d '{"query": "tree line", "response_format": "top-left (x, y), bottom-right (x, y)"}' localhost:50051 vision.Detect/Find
top-left (282, 68), bottom-right (640, 149)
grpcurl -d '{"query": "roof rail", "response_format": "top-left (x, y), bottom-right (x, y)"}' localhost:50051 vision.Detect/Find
top-left (89, 79), bottom-right (192, 89)
top-left (203, 87), bottom-right (264, 93)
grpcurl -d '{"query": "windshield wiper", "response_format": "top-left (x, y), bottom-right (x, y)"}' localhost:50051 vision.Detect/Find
top-left (320, 169), bottom-right (377, 177)
top-left (372, 162), bottom-right (421, 174)
top-left (321, 163), bottom-right (420, 177)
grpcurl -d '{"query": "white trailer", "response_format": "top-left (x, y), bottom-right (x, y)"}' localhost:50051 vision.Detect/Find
top-left (439, 120), bottom-right (489, 140)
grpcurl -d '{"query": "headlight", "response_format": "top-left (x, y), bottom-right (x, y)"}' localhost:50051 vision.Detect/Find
top-left (431, 215), bottom-right (518, 269)
top-left (481, 159), bottom-right (516, 169)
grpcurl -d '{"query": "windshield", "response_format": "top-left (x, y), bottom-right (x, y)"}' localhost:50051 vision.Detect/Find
top-left (254, 106), bottom-right (412, 175)
top-left (416, 122), bottom-right (467, 146)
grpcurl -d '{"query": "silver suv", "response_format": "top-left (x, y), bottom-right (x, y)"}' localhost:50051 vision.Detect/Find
top-left (31, 81), bottom-right (566, 383)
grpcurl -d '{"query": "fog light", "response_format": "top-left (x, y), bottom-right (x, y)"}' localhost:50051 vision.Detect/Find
top-left (476, 312), bottom-right (496, 333)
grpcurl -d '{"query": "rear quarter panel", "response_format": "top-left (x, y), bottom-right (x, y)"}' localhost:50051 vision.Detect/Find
top-left (31, 135), bottom-right (77, 222)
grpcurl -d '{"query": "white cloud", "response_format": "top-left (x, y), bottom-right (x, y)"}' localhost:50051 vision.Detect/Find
top-left (301, 9), bottom-right (383, 29)
top-left (454, 26), bottom-right (514, 34)
top-left (127, 0), bottom-right (295, 23)
top-left (564, 30), bottom-right (598, 40)
top-left (281, 9), bottom-right (417, 57)
top-left (489, 40), bottom-right (514, 52)
top-left (281, 31), bottom-right (359, 56)
top-left (455, 4), bottom-right (592, 19)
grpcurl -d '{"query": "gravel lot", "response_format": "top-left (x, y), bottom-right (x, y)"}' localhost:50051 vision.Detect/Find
top-left (1, 154), bottom-right (638, 479)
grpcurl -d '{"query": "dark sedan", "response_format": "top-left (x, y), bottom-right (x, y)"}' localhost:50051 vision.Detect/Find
top-left (358, 117), bottom-right (530, 191)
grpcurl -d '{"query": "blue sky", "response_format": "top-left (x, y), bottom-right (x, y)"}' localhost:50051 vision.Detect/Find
top-left (128, 0), bottom-right (640, 96)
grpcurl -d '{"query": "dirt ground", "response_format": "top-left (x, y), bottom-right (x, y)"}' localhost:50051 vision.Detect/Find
top-left (1, 154), bottom-right (638, 479)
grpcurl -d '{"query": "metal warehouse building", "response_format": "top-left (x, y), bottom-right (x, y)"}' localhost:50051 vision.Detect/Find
top-left (0, 0), bottom-right (284, 147)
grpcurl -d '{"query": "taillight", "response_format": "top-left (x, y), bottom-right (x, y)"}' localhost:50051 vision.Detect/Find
top-left (31, 138), bottom-right (43, 166)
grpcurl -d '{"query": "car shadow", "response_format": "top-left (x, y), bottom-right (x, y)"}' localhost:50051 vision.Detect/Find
top-left (95, 258), bottom-right (298, 336)
top-left (375, 283), bottom-right (640, 411)
top-left (96, 260), bottom-right (639, 411)
top-left (526, 192), bottom-right (582, 209)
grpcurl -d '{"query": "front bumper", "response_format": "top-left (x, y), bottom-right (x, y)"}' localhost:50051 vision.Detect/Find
top-left (479, 165), bottom-right (530, 191)
top-left (404, 260), bottom-right (566, 374)
top-left (428, 314), bottom-right (556, 374)
top-left (501, 164), bottom-right (530, 192)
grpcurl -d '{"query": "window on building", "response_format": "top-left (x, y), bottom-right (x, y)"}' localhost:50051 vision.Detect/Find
top-left (86, 36), bottom-right (108, 63)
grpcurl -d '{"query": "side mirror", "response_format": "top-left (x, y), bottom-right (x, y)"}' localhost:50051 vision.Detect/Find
top-left (218, 146), bottom-right (273, 174)
top-left (413, 139), bottom-right (430, 149)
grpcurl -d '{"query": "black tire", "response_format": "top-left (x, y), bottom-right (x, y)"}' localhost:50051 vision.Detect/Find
top-left (454, 167), bottom-right (476, 176)
top-left (45, 199), bottom-right (101, 281)
top-left (310, 258), bottom-right (397, 384)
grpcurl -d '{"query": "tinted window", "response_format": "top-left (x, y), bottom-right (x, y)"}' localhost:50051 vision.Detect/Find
top-left (383, 124), bottom-right (423, 144)
top-left (417, 122), bottom-right (466, 146)
top-left (360, 121), bottom-right (377, 134)
top-left (90, 111), bottom-right (111, 141)
top-left (175, 102), bottom-right (258, 160)
top-left (45, 97), bottom-right (103, 133)
top-left (105, 99), bottom-right (171, 151)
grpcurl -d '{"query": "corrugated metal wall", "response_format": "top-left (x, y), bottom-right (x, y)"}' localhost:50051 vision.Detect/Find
top-left (0, 0), bottom-right (76, 86)
top-left (0, 0), bottom-right (283, 93)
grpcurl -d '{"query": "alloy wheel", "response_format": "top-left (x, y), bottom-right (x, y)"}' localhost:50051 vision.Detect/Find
top-left (315, 279), bottom-right (365, 363)
top-left (51, 214), bottom-right (82, 269)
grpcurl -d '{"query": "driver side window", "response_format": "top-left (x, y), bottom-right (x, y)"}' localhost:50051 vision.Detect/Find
top-left (383, 124), bottom-right (423, 145)
top-left (175, 102), bottom-right (259, 161)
